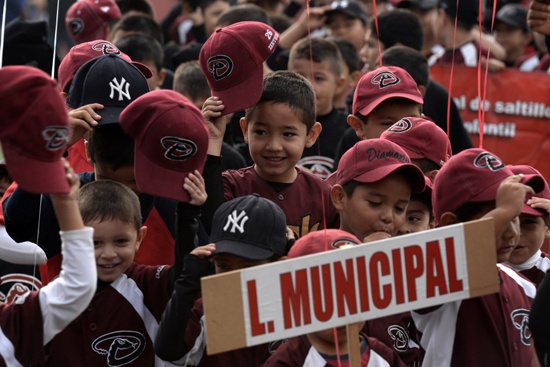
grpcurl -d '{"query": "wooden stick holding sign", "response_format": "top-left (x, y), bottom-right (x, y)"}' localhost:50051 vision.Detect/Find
top-left (201, 218), bottom-right (499, 359)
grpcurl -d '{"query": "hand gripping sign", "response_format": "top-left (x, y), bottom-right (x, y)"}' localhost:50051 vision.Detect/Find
top-left (202, 218), bottom-right (499, 356)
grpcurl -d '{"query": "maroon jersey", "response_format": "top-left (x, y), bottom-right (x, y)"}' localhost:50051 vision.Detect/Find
top-left (45, 263), bottom-right (171, 366)
top-left (513, 53), bottom-right (540, 71)
top-left (518, 252), bottom-right (550, 287)
top-left (263, 332), bottom-right (406, 367)
top-left (363, 313), bottom-right (423, 367)
top-left (428, 41), bottom-right (488, 67)
top-left (223, 166), bottom-right (339, 238)
top-left (412, 264), bottom-right (536, 367)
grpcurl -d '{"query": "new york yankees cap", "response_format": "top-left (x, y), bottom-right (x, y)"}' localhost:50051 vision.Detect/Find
top-left (119, 90), bottom-right (209, 202)
top-left (65, 0), bottom-right (121, 44)
top-left (0, 66), bottom-right (70, 194)
top-left (325, 1), bottom-right (369, 25)
top-left (509, 165), bottom-right (550, 217)
top-left (432, 149), bottom-right (545, 222)
top-left (336, 138), bottom-right (425, 193)
top-left (380, 117), bottom-right (452, 168)
top-left (287, 229), bottom-right (361, 259)
top-left (58, 40), bottom-right (152, 93)
top-left (199, 21), bottom-right (280, 115)
top-left (66, 53), bottom-right (150, 125)
top-left (210, 194), bottom-right (288, 260)
top-left (353, 66), bottom-right (423, 116)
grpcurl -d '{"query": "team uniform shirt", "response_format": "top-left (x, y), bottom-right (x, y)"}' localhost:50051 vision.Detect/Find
top-left (263, 332), bottom-right (407, 367)
top-left (412, 264), bottom-right (536, 367)
top-left (513, 52), bottom-right (540, 72)
top-left (223, 166), bottom-right (339, 238)
top-left (507, 250), bottom-right (550, 287)
top-left (428, 41), bottom-right (489, 67)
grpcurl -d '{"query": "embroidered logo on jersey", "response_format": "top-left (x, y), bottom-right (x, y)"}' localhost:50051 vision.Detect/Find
top-left (0, 274), bottom-right (41, 304)
top-left (473, 152), bottom-right (504, 171)
top-left (268, 339), bottom-right (288, 354)
top-left (155, 265), bottom-right (167, 279)
top-left (388, 118), bottom-right (412, 133)
top-left (331, 238), bottom-right (360, 249)
top-left (371, 71), bottom-right (400, 89)
top-left (92, 41), bottom-right (121, 55)
top-left (207, 55), bottom-right (233, 81)
top-left (92, 331), bottom-right (146, 366)
top-left (42, 126), bottom-right (69, 151)
top-left (69, 18), bottom-right (84, 35)
top-left (511, 308), bottom-right (531, 346)
top-left (161, 137), bottom-right (197, 161)
top-left (388, 325), bottom-right (409, 352)
top-left (288, 215), bottom-right (321, 239)
top-left (297, 156), bottom-right (334, 179)
top-left (109, 77), bottom-right (131, 101)
top-left (223, 210), bottom-right (249, 233)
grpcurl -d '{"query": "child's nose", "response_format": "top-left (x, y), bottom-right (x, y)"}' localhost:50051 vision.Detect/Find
top-left (266, 136), bottom-right (283, 151)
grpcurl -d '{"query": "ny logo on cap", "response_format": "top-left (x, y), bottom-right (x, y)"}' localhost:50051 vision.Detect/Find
top-left (511, 309), bottom-right (531, 346)
top-left (207, 55), bottom-right (233, 81)
top-left (42, 127), bottom-right (69, 151)
top-left (161, 137), bottom-right (197, 161)
top-left (371, 71), bottom-right (400, 89)
top-left (473, 152), bottom-right (504, 171)
top-left (69, 18), bottom-right (84, 35)
top-left (92, 41), bottom-right (120, 55)
top-left (388, 118), bottom-right (412, 133)
top-left (223, 210), bottom-right (248, 233)
top-left (109, 77), bottom-right (131, 101)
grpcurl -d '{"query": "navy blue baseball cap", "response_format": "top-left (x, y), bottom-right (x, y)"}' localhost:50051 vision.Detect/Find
top-left (66, 53), bottom-right (150, 125)
top-left (326, 0), bottom-right (369, 25)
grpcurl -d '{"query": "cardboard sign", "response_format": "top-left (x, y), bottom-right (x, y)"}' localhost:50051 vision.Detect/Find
top-left (202, 218), bottom-right (499, 355)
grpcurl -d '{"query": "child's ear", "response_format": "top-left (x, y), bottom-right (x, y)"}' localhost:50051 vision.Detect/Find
top-left (157, 69), bottom-right (167, 89)
top-left (545, 226), bottom-right (550, 239)
top-left (84, 140), bottom-right (93, 166)
top-left (60, 92), bottom-right (67, 100)
top-left (239, 117), bottom-right (249, 144)
top-left (331, 184), bottom-right (346, 211)
top-left (335, 75), bottom-right (347, 95)
top-left (417, 85), bottom-right (427, 97)
top-left (439, 212), bottom-right (459, 227)
top-left (425, 169), bottom-right (438, 184)
top-left (306, 122), bottom-right (322, 148)
top-left (135, 226), bottom-right (148, 252)
top-left (349, 70), bottom-right (361, 88)
top-left (347, 115), bottom-right (365, 140)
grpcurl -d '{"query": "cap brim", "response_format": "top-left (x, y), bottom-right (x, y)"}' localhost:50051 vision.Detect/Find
top-left (326, 8), bottom-right (367, 24)
top-left (95, 106), bottom-right (126, 125)
top-left (3, 145), bottom-right (70, 194)
top-left (357, 92), bottom-right (423, 116)
top-left (212, 66), bottom-right (263, 116)
top-left (213, 239), bottom-right (275, 261)
top-left (521, 203), bottom-right (546, 216)
top-left (469, 172), bottom-right (545, 203)
top-left (132, 61), bottom-right (153, 79)
top-left (352, 163), bottom-right (426, 193)
top-left (134, 147), bottom-right (192, 202)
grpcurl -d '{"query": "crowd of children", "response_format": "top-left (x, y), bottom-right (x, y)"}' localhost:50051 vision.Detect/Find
top-left (1, 0), bottom-right (550, 365)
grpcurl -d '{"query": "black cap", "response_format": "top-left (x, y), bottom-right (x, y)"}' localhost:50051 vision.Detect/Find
top-left (439, 0), bottom-right (479, 26)
top-left (496, 4), bottom-right (529, 32)
top-left (172, 43), bottom-right (203, 69)
top-left (326, 0), bottom-right (368, 25)
top-left (210, 194), bottom-right (287, 261)
top-left (397, 0), bottom-right (439, 11)
top-left (66, 53), bottom-right (150, 125)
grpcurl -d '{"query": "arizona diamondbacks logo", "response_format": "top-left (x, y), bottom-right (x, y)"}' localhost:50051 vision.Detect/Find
top-left (92, 41), bottom-right (121, 55)
top-left (388, 118), bottom-right (412, 133)
top-left (473, 152), bottom-right (504, 171)
top-left (69, 18), bottom-right (84, 35)
top-left (388, 325), bottom-right (409, 351)
top-left (207, 55), bottom-right (233, 81)
top-left (92, 331), bottom-right (146, 366)
top-left (511, 309), bottom-right (531, 346)
top-left (42, 127), bottom-right (68, 150)
top-left (371, 71), bottom-right (400, 89)
top-left (224, 210), bottom-right (248, 233)
top-left (161, 137), bottom-right (197, 161)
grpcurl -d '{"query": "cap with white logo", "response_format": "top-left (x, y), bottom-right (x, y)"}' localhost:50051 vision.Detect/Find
top-left (65, 0), bottom-right (121, 44)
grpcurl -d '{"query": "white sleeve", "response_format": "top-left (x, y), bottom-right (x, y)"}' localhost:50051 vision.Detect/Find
top-left (39, 227), bottom-right (97, 344)
top-left (0, 225), bottom-right (47, 265)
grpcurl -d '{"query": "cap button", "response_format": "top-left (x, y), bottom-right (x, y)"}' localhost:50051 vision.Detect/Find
top-left (277, 194), bottom-right (284, 201)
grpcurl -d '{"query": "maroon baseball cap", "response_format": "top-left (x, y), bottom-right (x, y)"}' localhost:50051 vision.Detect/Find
top-left (353, 66), bottom-right (423, 116)
top-left (199, 21), bottom-right (279, 115)
top-left (65, 0), bottom-right (121, 44)
top-left (58, 40), bottom-right (152, 93)
top-left (432, 149), bottom-right (545, 222)
top-left (380, 117), bottom-right (452, 168)
top-left (509, 165), bottom-right (550, 217)
top-left (336, 138), bottom-right (425, 192)
top-left (0, 66), bottom-right (70, 194)
top-left (119, 90), bottom-right (209, 202)
top-left (287, 229), bottom-right (361, 259)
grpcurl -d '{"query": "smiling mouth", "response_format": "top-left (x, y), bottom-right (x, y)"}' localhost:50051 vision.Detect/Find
top-left (99, 263), bottom-right (119, 269)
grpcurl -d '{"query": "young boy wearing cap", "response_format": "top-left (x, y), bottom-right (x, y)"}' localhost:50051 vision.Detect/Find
top-left (288, 38), bottom-right (349, 178)
top-left (505, 165), bottom-right (550, 287)
top-left (329, 38), bottom-right (361, 114)
top-left (264, 230), bottom-right (407, 367)
top-left (155, 194), bottom-right (291, 366)
top-left (414, 148), bottom-right (542, 366)
top-left (325, 0), bottom-right (369, 55)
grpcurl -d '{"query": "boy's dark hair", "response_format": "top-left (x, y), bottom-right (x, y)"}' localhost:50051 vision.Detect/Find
top-left (343, 180), bottom-right (361, 197)
top-left (173, 61), bottom-right (210, 102)
top-left (289, 38), bottom-right (342, 79)
top-left (356, 98), bottom-right (422, 123)
top-left (454, 201), bottom-right (488, 222)
top-left (410, 192), bottom-right (434, 223)
top-left (115, 0), bottom-right (155, 18)
top-left (200, 0), bottom-right (229, 13)
top-left (216, 4), bottom-right (270, 27)
top-left (414, 158), bottom-right (440, 174)
top-left (371, 9), bottom-right (424, 51)
top-left (245, 71), bottom-right (316, 131)
top-left (116, 34), bottom-right (163, 72)
top-left (111, 14), bottom-right (164, 44)
top-left (269, 14), bottom-right (292, 33)
top-left (77, 180), bottom-right (142, 232)
top-left (328, 38), bottom-right (360, 74)
top-left (381, 46), bottom-right (429, 88)
top-left (87, 124), bottom-right (134, 170)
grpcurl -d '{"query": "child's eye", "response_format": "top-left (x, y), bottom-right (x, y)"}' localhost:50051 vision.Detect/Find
top-left (216, 263), bottom-right (230, 271)
top-left (368, 200), bottom-right (381, 207)
top-left (395, 206), bottom-right (406, 213)
top-left (93, 241), bottom-right (101, 246)
top-left (115, 239), bottom-right (129, 245)
top-left (381, 121), bottom-right (395, 126)
top-left (253, 130), bottom-right (267, 136)
top-left (283, 132), bottom-right (296, 137)
top-left (408, 215), bottom-right (421, 222)
top-left (314, 77), bottom-right (325, 83)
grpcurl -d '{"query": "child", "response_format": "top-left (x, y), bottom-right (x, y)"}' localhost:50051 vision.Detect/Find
top-left (415, 148), bottom-right (543, 366)
top-left (264, 230), bottom-right (406, 367)
top-left (203, 71), bottom-right (339, 239)
top-left (325, 0), bottom-right (369, 55)
top-left (397, 177), bottom-right (435, 236)
top-left (155, 194), bottom-right (290, 366)
top-left (288, 37), bottom-right (348, 178)
top-left (329, 37), bottom-right (361, 114)
top-left (506, 165), bottom-right (550, 286)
